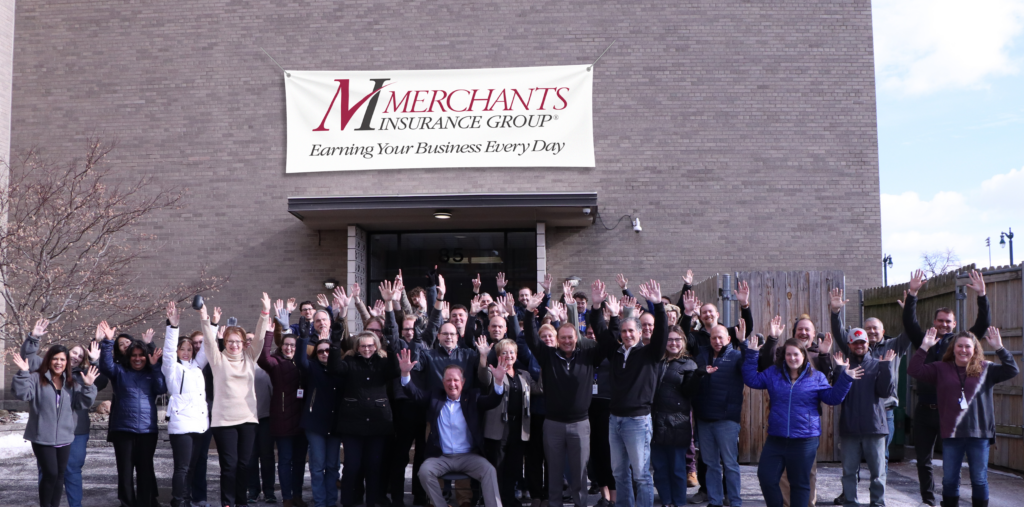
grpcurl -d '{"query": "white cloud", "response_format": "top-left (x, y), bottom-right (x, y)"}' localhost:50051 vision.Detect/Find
top-left (874, 0), bottom-right (1024, 95)
top-left (881, 167), bottom-right (1024, 283)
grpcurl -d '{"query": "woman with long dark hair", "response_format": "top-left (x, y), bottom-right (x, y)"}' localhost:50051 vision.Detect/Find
top-left (909, 327), bottom-right (1018, 507)
top-left (99, 320), bottom-right (167, 507)
top-left (199, 293), bottom-right (270, 507)
top-left (651, 325), bottom-right (697, 507)
top-left (742, 317), bottom-right (856, 507)
top-left (162, 301), bottom-right (210, 507)
top-left (297, 327), bottom-right (343, 507)
top-left (12, 341), bottom-right (99, 507)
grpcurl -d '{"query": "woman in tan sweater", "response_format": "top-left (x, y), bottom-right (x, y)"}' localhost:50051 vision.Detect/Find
top-left (199, 292), bottom-right (270, 507)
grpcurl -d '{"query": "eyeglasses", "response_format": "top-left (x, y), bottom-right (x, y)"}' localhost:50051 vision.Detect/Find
top-left (359, 344), bottom-right (377, 350)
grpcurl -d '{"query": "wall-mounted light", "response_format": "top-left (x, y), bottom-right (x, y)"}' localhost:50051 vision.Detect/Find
top-left (323, 278), bottom-right (340, 290)
top-left (434, 210), bottom-right (452, 219)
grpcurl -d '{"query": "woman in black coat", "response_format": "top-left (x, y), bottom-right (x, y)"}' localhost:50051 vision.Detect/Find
top-left (651, 325), bottom-right (698, 507)
top-left (327, 330), bottom-right (398, 507)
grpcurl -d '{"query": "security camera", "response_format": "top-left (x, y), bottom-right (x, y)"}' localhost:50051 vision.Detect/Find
top-left (582, 207), bottom-right (591, 215)
top-left (632, 217), bottom-right (642, 233)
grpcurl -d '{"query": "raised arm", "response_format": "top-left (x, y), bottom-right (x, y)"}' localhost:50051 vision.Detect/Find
top-left (965, 270), bottom-right (991, 338)
top-left (741, 347), bottom-right (770, 390)
top-left (327, 340), bottom-right (349, 376)
top-left (907, 328), bottom-right (941, 383)
top-left (875, 350), bottom-right (897, 399)
top-left (816, 366), bottom-right (853, 406)
top-left (294, 335), bottom-right (311, 372)
top-left (982, 327), bottom-right (1019, 385)
top-left (245, 294), bottom-right (270, 364)
top-left (10, 354), bottom-right (36, 401)
top-left (903, 270), bottom-right (926, 346)
top-left (162, 323), bottom-right (180, 380)
top-left (20, 318), bottom-right (49, 372)
top-left (830, 307), bottom-right (851, 358)
top-left (638, 280), bottom-right (668, 358)
top-left (258, 322), bottom-right (277, 371)
top-left (98, 327), bottom-right (123, 382)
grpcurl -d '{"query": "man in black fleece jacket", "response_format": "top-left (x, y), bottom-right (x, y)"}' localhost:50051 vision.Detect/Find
top-left (903, 269), bottom-right (989, 507)
top-left (522, 290), bottom-right (613, 507)
top-left (590, 279), bottom-right (669, 507)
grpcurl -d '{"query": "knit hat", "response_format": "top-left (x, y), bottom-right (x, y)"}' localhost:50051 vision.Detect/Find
top-left (848, 328), bottom-right (868, 343)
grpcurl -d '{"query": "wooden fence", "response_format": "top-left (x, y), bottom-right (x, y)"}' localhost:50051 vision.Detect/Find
top-left (689, 270), bottom-right (845, 463)
top-left (862, 263), bottom-right (1024, 472)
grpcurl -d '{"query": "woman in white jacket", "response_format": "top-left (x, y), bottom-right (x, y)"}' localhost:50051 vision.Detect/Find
top-left (162, 301), bottom-right (210, 507)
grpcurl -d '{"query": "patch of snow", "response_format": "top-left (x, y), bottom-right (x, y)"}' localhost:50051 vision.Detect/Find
top-left (0, 433), bottom-right (33, 459)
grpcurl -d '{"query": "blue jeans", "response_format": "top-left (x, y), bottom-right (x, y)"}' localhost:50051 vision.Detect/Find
top-left (697, 419), bottom-right (742, 507)
top-left (609, 414), bottom-right (653, 507)
top-left (276, 434), bottom-right (309, 500)
top-left (651, 443), bottom-right (687, 506)
top-left (191, 428), bottom-right (214, 502)
top-left (306, 430), bottom-right (342, 507)
top-left (941, 437), bottom-right (990, 501)
top-left (757, 436), bottom-right (818, 507)
top-left (885, 408), bottom-right (894, 468)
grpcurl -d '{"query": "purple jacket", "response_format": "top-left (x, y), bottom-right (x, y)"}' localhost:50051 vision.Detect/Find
top-left (742, 349), bottom-right (852, 439)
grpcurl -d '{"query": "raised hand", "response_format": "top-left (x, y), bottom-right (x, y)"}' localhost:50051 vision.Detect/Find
top-left (496, 272), bottom-right (507, 291)
top-left (563, 280), bottom-right (575, 305)
top-left (908, 269), bottom-right (925, 296)
top-left (621, 296), bottom-right (637, 312)
top-left (985, 326), bottom-right (1003, 350)
top-left (736, 318), bottom-right (746, 342)
top-left (682, 269), bottom-right (694, 286)
top-left (735, 280), bottom-right (750, 307)
top-left (142, 328), bottom-right (155, 344)
top-left (95, 322), bottom-right (105, 341)
top-left (437, 274), bottom-right (446, 300)
top-left (398, 348), bottom-right (418, 376)
top-left (472, 273), bottom-right (482, 293)
top-left (921, 327), bottom-right (939, 350)
top-left (880, 349), bottom-right (896, 363)
top-left (616, 274), bottom-right (629, 290)
top-left (212, 306), bottom-right (222, 324)
top-left (966, 270), bottom-right (986, 296)
top-left (681, 291), bottom-right (698, 316)
top-left (705, 365), bottom-right (719, 374)
top-left (318, 324), bottom-right (330, 342)
top-left (267, 321), bottom-right (276, 334)
top-left (523, 292), bottom-right (544, 313)
top-left (317, 293), bottom-right (329, 308)
top-left (475, 336), bottom-right (493, 357)
top-left (351, 282), bottom-right (362, 300)
top-left (32, 318), bottom-right (49, 337)
top-left (81, 365), bottom-right (100, 386)
top-left (286, 298), bottom-right (297, 313)
top-left (87, 341), bottom-right (101, 362)
top-left (98, 321), bottom-right (116, 341)
top-left (470, 295), bottom-right (484, 315)
top-left (198, 302), bottom-right (209, 321)
top-left (833, 351), bottom-right (848, 368)
top-left (166, 301), bottom-right (180, 327)
top-left (489, 357), bottom-right (509, 381)
top-left (541, 273), bottom-right (553, 293)
top-left (639, 279), bottom-right (662, 304)
top-left (769, 315), bottom-right (785, 339)
top-left (379, 280), bottom-right (395, 303)
top-left (370, 300), bottom-right (386, 318)
top-left (10, 351), bottom-right (30, 372)
top-left (604, 294), bottom-right (621, 316)
top-left (896, 290), bottom-right (907, 309)
top-left (217, 325), bottom-right (226, 340)
top-left (333, 286), bottom-right (350, 309)
top-left (551, 301), bottom-right (568, 323)
top-left (274, 299), bottom-right (285, 315)
top-left (590, 279), bottom-right (607, 305)
top-left (746, 332), bottom-right (763, 351)
top-left (820, 332), bottom-right (833, 353)
top-left (391, 277), bottom-right (404, 301)
top-left (829, 288), bottom-right (848, 314)
top-left (149, 348), bottom-right (163, 366)
top-left (500, 293), bottom-right (517, 315)
top-left (441, 301), bottom-right (450, 321)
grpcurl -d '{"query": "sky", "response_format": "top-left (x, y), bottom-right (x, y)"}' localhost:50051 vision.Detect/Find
top-left (873, 0), bottom-right (1024, 284)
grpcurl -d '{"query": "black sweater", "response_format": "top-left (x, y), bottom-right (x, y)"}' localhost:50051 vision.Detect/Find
top-left (592, 302), bottom-right (670, 417)
top-left (523, 312), bottom-right (609, 423)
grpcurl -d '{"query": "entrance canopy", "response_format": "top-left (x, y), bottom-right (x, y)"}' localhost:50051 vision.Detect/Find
top-left (288, 192), bottom-right (597, 230)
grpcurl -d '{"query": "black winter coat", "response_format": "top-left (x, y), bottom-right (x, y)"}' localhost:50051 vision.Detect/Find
top-left (328, 350), bottom-right (397, 437)
top-left (652, 357), bottom-right (697, 446)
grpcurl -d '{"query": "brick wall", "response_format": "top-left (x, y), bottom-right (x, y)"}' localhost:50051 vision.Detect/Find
top-left (3, 0), bottom-right (881, 400)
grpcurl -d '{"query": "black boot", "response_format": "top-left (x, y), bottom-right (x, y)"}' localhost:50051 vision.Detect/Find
top-left (971, 498), bottom-right (988, 507)
top-left (941, 496), bottom-right (960, 507)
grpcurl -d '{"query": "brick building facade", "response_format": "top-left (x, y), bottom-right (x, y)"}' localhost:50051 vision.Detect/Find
top-left (1, 0), bottom-right (881, 401)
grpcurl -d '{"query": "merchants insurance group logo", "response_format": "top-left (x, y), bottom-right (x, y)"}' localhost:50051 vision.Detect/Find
top-left (311, 78), bottom-right (571, 133)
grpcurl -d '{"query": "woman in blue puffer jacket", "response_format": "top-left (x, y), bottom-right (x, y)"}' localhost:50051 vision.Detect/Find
top-left (99, 321), bottom-right (168, 507)
top-left (742, 316), bottom-right (856, 507)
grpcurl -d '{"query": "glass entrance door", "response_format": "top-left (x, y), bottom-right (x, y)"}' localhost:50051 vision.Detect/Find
top-left (367, 231), bottom-right (537, 307)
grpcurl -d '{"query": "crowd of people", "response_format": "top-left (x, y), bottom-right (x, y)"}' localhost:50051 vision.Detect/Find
top-left (8, 268), bottom-right (1017, 507)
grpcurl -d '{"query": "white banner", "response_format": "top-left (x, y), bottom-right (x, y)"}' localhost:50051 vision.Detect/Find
top-left (284, 65), bottom-right (594, 173)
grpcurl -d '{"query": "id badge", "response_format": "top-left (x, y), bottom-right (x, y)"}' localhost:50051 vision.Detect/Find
top-left (296, 388), bottom-right (304, 399)
top-left (958, 391), bottom-right (968, 410)
top-left (592, 384), bottom-right (598, 395)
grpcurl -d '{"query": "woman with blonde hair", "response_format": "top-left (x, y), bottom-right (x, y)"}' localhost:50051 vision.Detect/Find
top-left (908, 327), bottom-right (1018, 507)
top-left (199, 293), bottom-right (270, 507)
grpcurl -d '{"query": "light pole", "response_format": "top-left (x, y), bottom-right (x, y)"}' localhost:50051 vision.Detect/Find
top-left (882, 254), bottom-right (893, 286)
top-left (1000, 228), bottom-right (1015, 265)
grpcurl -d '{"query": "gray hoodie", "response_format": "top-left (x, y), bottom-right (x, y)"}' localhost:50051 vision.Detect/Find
top-left (12, 369), bottom-right (97, 446)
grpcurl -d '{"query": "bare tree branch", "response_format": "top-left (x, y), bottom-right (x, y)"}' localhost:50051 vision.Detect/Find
top-left (920, 248), bottom-right (962, 278)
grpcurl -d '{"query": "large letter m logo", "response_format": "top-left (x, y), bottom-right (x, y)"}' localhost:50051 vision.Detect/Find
top-left (313, 78), bottom-right (391, 132)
